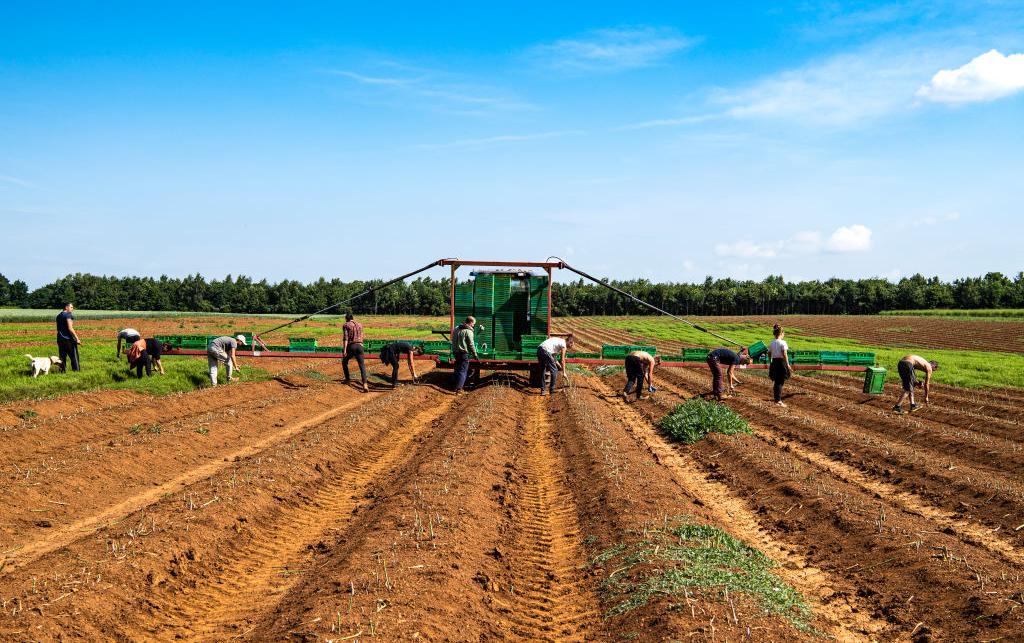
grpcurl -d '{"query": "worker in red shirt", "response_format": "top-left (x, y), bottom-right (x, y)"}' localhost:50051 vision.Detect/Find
top-left (342, 312), bottom-right (368, 392)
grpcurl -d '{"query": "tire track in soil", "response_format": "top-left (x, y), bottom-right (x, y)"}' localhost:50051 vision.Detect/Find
top-left (655, 369), bottom-right (1024, 560)
top-left (3, 390), bottom-right (376, 573)
top-left (490, 395), bottom-right (599, 641)
top-left (148, 393), bottom-right (457, 640)
top-left (583, 374), bottom-right (884, 641)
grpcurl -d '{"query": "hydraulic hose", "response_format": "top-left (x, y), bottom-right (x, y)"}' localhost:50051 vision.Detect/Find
top-left (547, 256), bottom-right (744, 348)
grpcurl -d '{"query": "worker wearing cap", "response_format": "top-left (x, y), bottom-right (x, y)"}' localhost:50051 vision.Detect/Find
top-left (452, 316), bottom-right (479, 394)
top-left (536, 334), bottom-right (573, 395)
top-left (207, 334), bottom-right (246, 386)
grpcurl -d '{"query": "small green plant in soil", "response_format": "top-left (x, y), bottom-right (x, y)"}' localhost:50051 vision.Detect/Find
top-left (658, 398), bottom-right (752, 444)
top-left (565, 363), bottom-right (593, 377)
top-left (595, 516), bottom-right (814, 633)
top-left (128, 424), bottom-right (142, 435)
top-left (17, 409), bottom-right (37, 420)
top-left (594, 364), bottom-right (624, 376)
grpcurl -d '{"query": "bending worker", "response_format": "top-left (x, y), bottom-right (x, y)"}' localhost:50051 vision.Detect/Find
top-left (893, 354), bottom-right (939, 413)
top-left (536, 334), bottom-right (573, 396)
top-left (379, 341), bottom-right (424, 387)
top-left (623, 349), bottom-right (659, 402)
top-left (208, 334), bottom-right (246, 386)
top-left (341, 312), bottom-right (368, 392)
top-left (116, 328), bottom-right (141, 357)
top-left (452, 316), bottom-right (478, 394)
top-left (706, 346), bottom-right (750, 401)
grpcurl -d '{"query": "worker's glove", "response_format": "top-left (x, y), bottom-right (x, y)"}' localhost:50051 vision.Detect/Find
top-left (648, 385), bottom-right (657, 393)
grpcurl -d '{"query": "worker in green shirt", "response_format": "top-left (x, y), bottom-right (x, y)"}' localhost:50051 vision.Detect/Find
top-left (452, 316), bottom-right (479, 394)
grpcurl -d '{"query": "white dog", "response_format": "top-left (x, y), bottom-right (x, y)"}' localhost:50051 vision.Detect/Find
top-left (25, 355), bottom-right (62, 377)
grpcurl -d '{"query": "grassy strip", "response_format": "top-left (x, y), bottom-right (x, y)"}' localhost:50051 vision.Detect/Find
top-left (881, 309), bottom-right (1024, 320)
top-left (0, 342), bottom-right (270, 404)
top-left (598, 318), bottom-right (1024, 389)
top-left (658, 399), bottom-right (752, 444)
top-left (592, 517), bottom-right (814, 633)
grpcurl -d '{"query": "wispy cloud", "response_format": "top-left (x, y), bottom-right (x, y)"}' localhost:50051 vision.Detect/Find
top-left (323, 66), bottom-right (537, 113)
top-left (613, 114), bottom-right (719, 131)
top-left (525, 27), bottom-right (697, 74)
top-left (917, 49), bottom-right (1024, 103)
top-left (412, 130), bottom-right (585, 150)
top-left (0, 174), bottom-right (35, 189)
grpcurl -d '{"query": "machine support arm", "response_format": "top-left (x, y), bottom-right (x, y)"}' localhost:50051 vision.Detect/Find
top-left (256, 258), bottom-right (455, 342)
top-left (549, 257), bottom-right (745, 349)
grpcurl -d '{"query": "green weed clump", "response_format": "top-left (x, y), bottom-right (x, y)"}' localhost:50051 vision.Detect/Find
top-left (658, 399), bottom-right (752, 444)
top-left (594, 517), bottom-right (814, 632)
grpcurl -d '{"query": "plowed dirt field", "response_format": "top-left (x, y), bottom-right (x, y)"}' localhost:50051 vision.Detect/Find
top-left (1, 316), bottom-right (1022, 640)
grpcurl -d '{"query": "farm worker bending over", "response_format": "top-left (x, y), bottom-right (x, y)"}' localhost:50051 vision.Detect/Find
top-left (380, 341), bottom-right (424, 387)
top-left (116, 328), bottom-right (141, 357)
top-left (623, 350), bottom-right (659, 402)
top-left (341, 312), bottom-right (368, 393)
top-left (893, 354), bottom-right (938, 413)
top-left (536, 334), bottom-right (573, 396)
top-left (208, 334), bottom-right (246, 386)
top-left (768, 324), bottom-right (793, 407)
top-left (706, 347), bottom-right (750, 401)
top-left (452, 316), bottom-right (479, 394)
top-left (126, 337), bottom-right (152, 378)
top-left (56, 303), bottom-right (82, 372)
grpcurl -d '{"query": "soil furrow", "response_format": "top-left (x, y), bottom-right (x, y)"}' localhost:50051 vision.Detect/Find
top-left (143, 393), bottom-right (457, 639)
top-left (582, 374), bottom-right (883, 641)
top-left (490, 395), bottom-right (598, 641)
top-left (656, 368), bottom-right (1024, 548)
top-left (605, 373), bottom-right (1024, 638)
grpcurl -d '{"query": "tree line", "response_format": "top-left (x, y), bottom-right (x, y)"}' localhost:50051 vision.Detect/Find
top-left (1, 271), bottom-right (1022, 317)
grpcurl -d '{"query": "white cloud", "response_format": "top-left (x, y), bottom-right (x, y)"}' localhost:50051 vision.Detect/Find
top-left (825, 224), bottom-right (873, 252)
top-left (715, 225), bottom-right (872, 258)
top-left (714, 239), bottom-right (781, 259)
top-left (916, 50), bottom-right (1024, 103)
top-left (0, 174), bottom-right (35, 189)
top-left (526, 27), bottom-right (697, 73)
top-left (325, 70), bottom-right (420, 86)
top-left (912, 211), bottom-right (961, 226)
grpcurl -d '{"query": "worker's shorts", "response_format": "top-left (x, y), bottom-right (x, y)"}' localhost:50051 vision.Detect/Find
top-left (897, 359), bottom-right (917, 391)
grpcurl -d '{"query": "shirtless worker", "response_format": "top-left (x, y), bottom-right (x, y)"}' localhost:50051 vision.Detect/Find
top-left (893, 354), bottom-right (939, 413)
top-left (622, 350), bottom-right (660, 402)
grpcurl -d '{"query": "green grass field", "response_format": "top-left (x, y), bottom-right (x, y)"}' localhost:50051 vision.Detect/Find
top-left (598, 318), bottom-right (1024, 390)
top-left (0, 313), bottom-right (441, 404)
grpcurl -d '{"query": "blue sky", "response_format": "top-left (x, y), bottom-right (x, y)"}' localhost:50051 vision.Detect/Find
top-left (2, 2), bottom-right (1022, 288)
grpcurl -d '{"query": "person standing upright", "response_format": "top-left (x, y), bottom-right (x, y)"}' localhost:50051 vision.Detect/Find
top-left (56, 303), bottom-right (82, 372)
top-left (768, 324), bottom-right (793, 406)
top-left (341, 312), bottom-right (368, 392)
top-left (452, 316), bottom-right (479, 394)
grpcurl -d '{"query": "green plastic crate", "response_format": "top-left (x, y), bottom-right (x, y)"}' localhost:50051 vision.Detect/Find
top-left (493, 351), bottom-right (522, 360)
top-left (820, 350), bottom-right (847, 364)
top-left (847, 352), bottom-right (876, 366)
top-left (863, 366), bottom-right (887, 394)
top-left (748, 340), bottom-right (768, 360)
top-left (601, 344), bottom-right (657, 359)
top-left (567, 352), bottom-right (601, 359)
top-left (683, 348), bottom-right (711, 361)
top-left (786, 348), bottom-right (819, 364)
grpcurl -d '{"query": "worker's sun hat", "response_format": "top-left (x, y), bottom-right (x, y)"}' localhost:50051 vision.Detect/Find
top-left (235, 334), bottom-right (247, 345)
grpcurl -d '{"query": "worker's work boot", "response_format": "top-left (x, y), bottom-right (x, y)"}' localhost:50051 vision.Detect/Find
top-left (363, 382), bottom-right (369, 393)
top-left (909, 403), bottom-right (921, 412)
top-left (892, 405), bottom-right (904, 414)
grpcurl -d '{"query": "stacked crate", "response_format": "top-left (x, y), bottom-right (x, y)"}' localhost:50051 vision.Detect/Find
top-left (529, 276), bottom-right (549, 336)
top-left (492, 274), bottom-right (514, 351)
top-left (473, 275), bottom-right (495, 351)
top-left (601, 344), bottom-right (657, 359)
top-left (454, 282), bottom-right (475, 324)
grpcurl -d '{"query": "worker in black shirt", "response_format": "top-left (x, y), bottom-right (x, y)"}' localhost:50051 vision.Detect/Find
top-left (379, 341), bottom-right (425, 387)
top-left (706, 347), bottom-right (750, 401)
